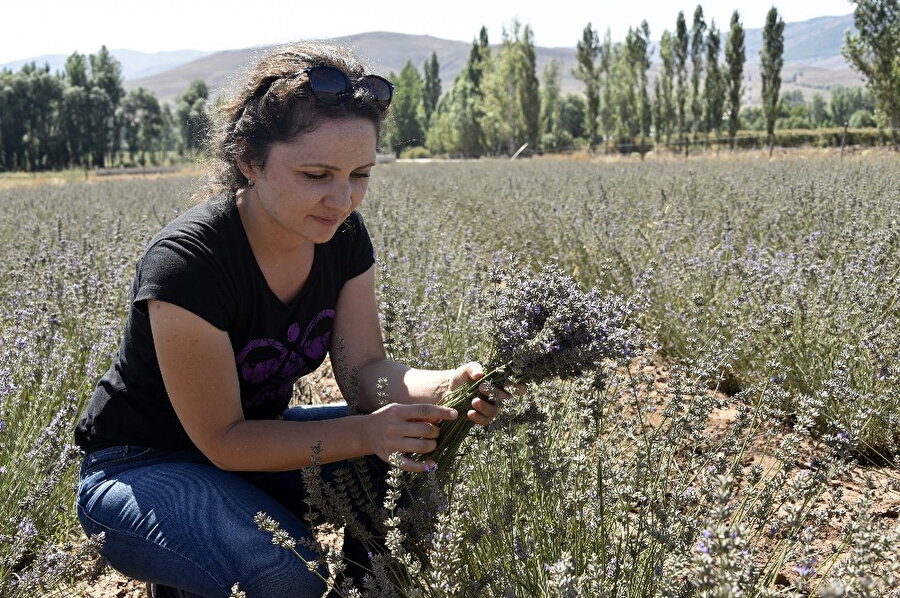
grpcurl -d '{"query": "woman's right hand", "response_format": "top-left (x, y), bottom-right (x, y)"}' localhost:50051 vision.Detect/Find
top-left (363, 403), bottom-right (458, 473)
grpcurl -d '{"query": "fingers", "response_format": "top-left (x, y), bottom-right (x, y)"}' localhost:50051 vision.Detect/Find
top-left (414, 403), bottom-right (458, 423)
top-left (468, 395), bottom-right (500, 425)
top-left (464, 361), bottom-right (485, 381)
top-left (368, 403), bottom-right (458, 471)
top-left (468, 379), bottom-right (525, 425)
top-left (393, 454), bottom-right (437, 474)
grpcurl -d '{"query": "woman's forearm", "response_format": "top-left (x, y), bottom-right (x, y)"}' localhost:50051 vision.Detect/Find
top-left (210, 415), bottom-right (369, 471)
top-left (354, 359), bottom-right (456, 411)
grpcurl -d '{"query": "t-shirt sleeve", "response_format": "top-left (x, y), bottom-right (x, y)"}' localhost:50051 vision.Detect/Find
top-left (133, 236), bottom-right (235, 331)
top-left (345, 211), bottom-right (376, 279)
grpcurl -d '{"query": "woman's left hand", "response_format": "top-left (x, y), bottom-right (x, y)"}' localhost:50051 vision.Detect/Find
top-left (449, 362), bottom-right (517, 426)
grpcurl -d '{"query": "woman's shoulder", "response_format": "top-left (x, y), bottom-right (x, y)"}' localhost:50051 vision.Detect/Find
top-left (148, 193), bottom-right (239, 250)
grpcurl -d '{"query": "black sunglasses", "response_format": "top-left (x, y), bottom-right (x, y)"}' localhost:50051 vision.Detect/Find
top-left (297, 66), bottom-right (393, 107)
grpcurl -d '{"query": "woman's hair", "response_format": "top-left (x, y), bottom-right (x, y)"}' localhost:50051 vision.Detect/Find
top-left (204, 41), bottom-right (391, 197)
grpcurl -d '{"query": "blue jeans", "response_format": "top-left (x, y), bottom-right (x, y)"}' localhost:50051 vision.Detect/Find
top-left (76, 404), bottom-right (382, 598)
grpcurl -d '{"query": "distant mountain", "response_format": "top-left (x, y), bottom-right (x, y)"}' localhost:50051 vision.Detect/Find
top-left (744, 13), bottom-right (855, 63)
top-left (123, 33), bottom-right (580, 106)
top-left (6, 13), bottom-right (864, 107)
top-left (1, 49), bottom-right (213, 80)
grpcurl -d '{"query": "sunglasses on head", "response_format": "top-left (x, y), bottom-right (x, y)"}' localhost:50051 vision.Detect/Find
top-left (297, 65), bottom-right (394, 107)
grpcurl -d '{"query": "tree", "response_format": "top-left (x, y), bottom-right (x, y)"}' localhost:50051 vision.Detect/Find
top-left (0, 68), bottom-right (25, 170)
top-left (426, 27), bottom-right (490, 157)
top-left (422, 51), bottom-right (441, 128)
top-left (830, 85), bottom-right (875, 125)
top-left (60, 53), bottom-right (91, 167)
top-left (598, 29), bottom-right (616, 148)
top-left (64, 52), bottom-right (89, 88)
top-left (559, 94), bottom-right (587, 141)
top-left (573, 23), bottom-right (601, 148)
top-left (689, 5), bottom-right (707, 146)
top-left (725, 10), bottom-right (746, 148)
top-left (842, 0), bottom-right (900, 146)
top-left (674, 11), bottom-right (690, 149)
top-left (388, 61), bottom-right (425, 157)
top-left (16, 63), bottom-right (64, 170)
top-left (118, 87), bottom-right (164, 165)
top-left (88, 46), bottom-right (124, 167)
top-left (703, 21), bottom-right (726, 147)
top-left (810, 92), bottom-right (830, 126)
top-left (627, 21), bottom-right (653, 153)
top-left (611, 39), bottom-right (636, 148)
top-left (761, 6), bottom-right (785, 155)
top-left (174, 79), bottom-right (210, 155)
top-left (466, 27), bottom-right (491, 91)
top-left (653, 78), bottom-right (664, 146)
top-left (481, 20), bottom-right (539, 155)
top-left (59, 84), bottom-right (92, 168)
top-left (539, 59), bottom-right (569, 151)
top-left (516, 23), bottom-right (541, 151)
top-left (658, 30), bottom-right (676, 145)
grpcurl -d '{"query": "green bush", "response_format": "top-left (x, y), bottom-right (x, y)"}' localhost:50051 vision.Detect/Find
top-left (400, 146), bottom-right (432, 160)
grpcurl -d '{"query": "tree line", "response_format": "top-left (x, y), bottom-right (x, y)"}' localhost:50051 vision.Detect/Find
top-left (0, 0), bottom-right (897, 171)
top-left (0, 46), bottom-right (211, 171)
top-left (385, 0), bottom-right (899, 157)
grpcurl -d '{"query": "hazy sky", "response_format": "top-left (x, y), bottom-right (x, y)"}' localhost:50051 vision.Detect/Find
top-left (3, 0), bottom-right (856, 64)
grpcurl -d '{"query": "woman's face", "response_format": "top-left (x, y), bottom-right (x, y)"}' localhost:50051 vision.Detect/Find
top-left (243, 116), bottom-right (378, 246)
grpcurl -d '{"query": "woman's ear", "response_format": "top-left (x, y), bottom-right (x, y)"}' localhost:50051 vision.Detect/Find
top-left (235, 140), bottom-right (257, 183)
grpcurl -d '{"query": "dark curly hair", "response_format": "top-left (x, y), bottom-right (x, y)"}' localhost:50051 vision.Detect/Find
top-left (204, 41), bottom-right (392, 198)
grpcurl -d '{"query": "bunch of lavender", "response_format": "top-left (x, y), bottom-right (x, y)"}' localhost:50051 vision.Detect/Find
top-left (423, 262), bottom-right (636, 477)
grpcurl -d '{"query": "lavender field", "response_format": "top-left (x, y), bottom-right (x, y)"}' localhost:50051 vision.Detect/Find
top-left (1, 155), bottom-right (899, 596)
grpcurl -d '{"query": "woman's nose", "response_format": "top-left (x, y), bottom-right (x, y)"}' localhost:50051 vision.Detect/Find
top-left (323, 178), bottom-right (352, 208)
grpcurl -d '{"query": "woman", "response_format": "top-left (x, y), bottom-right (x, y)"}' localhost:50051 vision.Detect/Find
top-left (74, 42), bottom-right (507, 598)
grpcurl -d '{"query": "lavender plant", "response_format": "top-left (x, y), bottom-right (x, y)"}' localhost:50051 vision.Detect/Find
top-left (422, 261), bottom-right (637, 477)
top-left (3, 154), bottom-right (900, 597)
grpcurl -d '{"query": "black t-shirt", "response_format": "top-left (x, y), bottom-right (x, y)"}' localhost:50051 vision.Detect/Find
top-left (74, 194), bottom-right (375, 453)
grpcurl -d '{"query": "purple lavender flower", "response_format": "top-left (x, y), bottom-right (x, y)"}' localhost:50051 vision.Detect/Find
top-left (18, 517), bottom-right (36, 538)
top-left (426, 262), bottom-right (637, 478)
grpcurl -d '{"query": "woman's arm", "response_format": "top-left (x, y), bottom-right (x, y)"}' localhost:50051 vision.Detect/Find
top-left (331, 265), bottom-right (502, 426)
top-left (149, 299), bottom-right (457, 472)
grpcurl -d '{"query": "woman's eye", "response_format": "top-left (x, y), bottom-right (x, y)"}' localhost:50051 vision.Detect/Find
top-left (352, 172), bottom-right (371, 179)
top-left (303, 172), bottom-right (327, 180)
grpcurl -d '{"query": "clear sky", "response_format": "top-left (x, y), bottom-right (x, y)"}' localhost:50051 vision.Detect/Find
top-left (2, 0), bottom-right (856, 64)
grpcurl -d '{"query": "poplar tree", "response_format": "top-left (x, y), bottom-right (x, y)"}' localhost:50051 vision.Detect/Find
top-left (632, 21), bottom-right (653, 153)
top-left (388, 60), bottom-right (425, 156)
top-left (573, 23), bottom-right (601, 148)
top-left (118, 87), bottom-right (164, 165)
top-left (674, 12), bottom-right (689, 150)
top-left (517, 24), bottom-right (541, 151)
top-left (658, 30), bottom-right (676, 145)
top-left (725, 10), bottom-right (746, 148)
top-left (422, 51), bottom-right (441, 127)
top-left (689, 5), bottom-right (707, 146)
top-left (703, 21), bottom-right (725, 146)
top-left (761, 6), bottom-right (785, 155)
top-left (433, 26), bottom-right (490, 157)
top-left (174, 79), bottom-right (210, 155)
top-left (60, 53), bottom-right (91, 167)
top-left (539, 59), bottom-right (566, 150)
top-left (88, 46), bottom-right (124, 167)
top-left (482, 20), bottom-right (539, 154)
top-left (653, 78), bottom-right (664, 146)
top-left (598, 29), bottom-right (615, 148)
top-left (842, 0), bottom-right (900, 147)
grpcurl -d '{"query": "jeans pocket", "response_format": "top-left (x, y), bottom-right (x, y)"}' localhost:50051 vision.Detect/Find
top-left (80, 445), bottom-right (154, 478)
